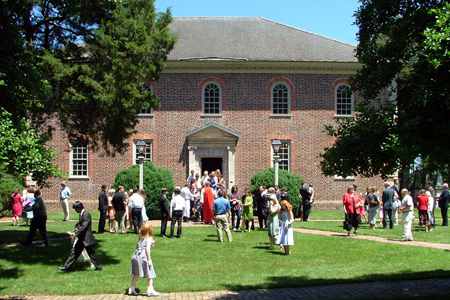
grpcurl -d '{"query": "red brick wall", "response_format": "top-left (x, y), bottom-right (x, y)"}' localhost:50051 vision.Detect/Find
top-left (43, 72), bottom-right (383, 211)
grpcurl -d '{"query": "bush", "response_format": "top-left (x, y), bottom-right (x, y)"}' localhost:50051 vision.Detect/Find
top-left (111, 161), bottom-right (175, 219)
top-left (249, 168), bottom-right (304, 216)
top-left (0, 167), bottom-right (24, 217)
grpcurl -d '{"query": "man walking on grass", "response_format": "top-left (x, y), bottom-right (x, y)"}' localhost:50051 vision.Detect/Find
top-left (59, 201), bottom-right (102, 272)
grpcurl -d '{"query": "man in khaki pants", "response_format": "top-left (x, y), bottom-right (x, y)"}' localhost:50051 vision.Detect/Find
top-left (212, 190), bottom-right (233, 242)
top-left (60, 182), bottom-right (72, 221)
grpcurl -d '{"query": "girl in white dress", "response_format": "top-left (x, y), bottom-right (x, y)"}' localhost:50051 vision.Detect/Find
top-left (128, 222), bottom-right (159, 296)
top-left (276, 200), bottom-right (294, 255)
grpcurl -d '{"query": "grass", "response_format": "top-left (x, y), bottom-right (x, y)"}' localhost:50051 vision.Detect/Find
top-left (295, 209), bottom-right (450, 244)
top-left (1, 211), bottom-right (450, 297)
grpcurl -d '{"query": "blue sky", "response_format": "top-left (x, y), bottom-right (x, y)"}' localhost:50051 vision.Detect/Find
top-left (155, 0), bottom-right (360, 45)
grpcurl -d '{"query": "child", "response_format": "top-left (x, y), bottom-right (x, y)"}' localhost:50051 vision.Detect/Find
top-left (107, 189), bottom-right (116, 233)
top-left (242, 189), bottom-right (254, 232)
top-left (128, 221), bottom-right (159, 296)
top-left (68, 230), bottom-right (94, 269)
top-left (276, 200), bottom-right (295, 255)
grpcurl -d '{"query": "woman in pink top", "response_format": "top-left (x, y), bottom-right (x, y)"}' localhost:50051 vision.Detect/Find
top-left (416, 189), bottom-right (430, 232)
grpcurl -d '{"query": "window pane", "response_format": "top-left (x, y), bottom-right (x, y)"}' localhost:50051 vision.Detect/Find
top-left (203, 83), bottom-right (221, 114)
top-left (71, 143), bottom-right (88, 176)
top-left (138, 82), bottom-right (153, 115)
top-left (336, 85), bottom-right (353, 115)
top-left (135, 140), bottom-right (153, 164)
top-left (272, 84), bottom-right (289, 114)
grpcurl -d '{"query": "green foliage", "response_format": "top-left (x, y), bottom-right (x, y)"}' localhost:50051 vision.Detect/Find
top-left (0, 108), bottom-right (65, 186)
top-left (321, 0), bottom-right (450, 178)
top-left (0, 167), bottom-right (24, 217)
top-left (249, 168), bottom-right (304, 214)
top-left (2, 0), bottom-right (177, 155)
top-left (320, 98), bottom-right (399, 179)
top-left (39, 0), bottom-right (177, 154)
top-left (111, 161), bottom-right (175, 219)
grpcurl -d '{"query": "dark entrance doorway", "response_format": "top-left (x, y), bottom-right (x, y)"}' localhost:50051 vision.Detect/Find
top-left (201, 157), bottom-right (223, 175)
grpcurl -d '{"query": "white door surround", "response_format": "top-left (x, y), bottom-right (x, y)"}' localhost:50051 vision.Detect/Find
top-left (185, 123), bottom-right (240, 191)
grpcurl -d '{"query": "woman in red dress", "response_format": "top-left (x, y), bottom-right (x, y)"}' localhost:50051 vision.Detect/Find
top-left (11, 188), bottom-right (23, 226)
top-left (202, 182), bottom-right (215, 224)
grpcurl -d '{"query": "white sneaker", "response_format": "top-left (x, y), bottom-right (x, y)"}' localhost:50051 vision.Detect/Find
top-left (147, 287), bottom-right (160, 296)
top-left (128, 287), bottom-right (138, 295)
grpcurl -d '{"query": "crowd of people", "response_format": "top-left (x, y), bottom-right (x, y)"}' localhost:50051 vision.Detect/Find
top-left (10, 172), bottom-right (450, 296)
top-left (342, 180), bottom-right (449, 241)
top-left (155, 169), bottom-right (299, 256)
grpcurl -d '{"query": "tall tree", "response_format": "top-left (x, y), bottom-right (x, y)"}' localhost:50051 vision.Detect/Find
top-left (320, 0), bottom-right (449, 180)
top-left (0, 0), bottom-right (176, 182)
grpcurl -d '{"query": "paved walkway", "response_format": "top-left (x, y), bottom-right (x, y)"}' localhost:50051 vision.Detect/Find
top-left (2, 218), bottom-right (450, 299)
top-left (1, 278), bottom-right (450, 299)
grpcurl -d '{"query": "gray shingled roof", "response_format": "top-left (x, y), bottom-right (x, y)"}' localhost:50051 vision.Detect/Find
top-left (167, 17), bottom-right (357, 63)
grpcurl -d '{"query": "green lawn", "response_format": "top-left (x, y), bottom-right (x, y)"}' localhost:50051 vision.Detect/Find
top-left (1, 212), bottom-right (450, 296)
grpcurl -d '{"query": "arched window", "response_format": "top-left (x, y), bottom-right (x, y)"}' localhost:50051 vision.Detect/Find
top-left (335, 84), bottom-right (354, 116)
top-left (202, 82), bottom-right (222, 114)
top-left (137, 81), bottom-right (154, 116)
top-left (271, 83), bottom-right (290, 115)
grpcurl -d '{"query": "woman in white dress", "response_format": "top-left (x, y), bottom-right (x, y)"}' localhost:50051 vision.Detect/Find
top-left (276, 200), bottom-right (294, 255)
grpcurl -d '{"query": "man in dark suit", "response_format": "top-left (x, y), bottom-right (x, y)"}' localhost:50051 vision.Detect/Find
top-left (59, 201), bottom-right (102, 271)
top-left (439, 183), bottom-right (449, 226)
top-left (159, 188), bottom-right (170, 237)
top-left (97, 184), bottom-right (108, 233)
top-left (382, 182), bottom-right (397, 229)
top-left (22, 189), bottom-right (50, 246)
top-left (300, 182), bottom-right (312, 222)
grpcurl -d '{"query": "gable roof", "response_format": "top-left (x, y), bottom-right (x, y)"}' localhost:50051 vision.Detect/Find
top-left (167, 17), bottom-right (357, 63)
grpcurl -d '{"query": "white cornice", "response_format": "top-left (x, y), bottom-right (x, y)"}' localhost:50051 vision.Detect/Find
top-left (163, 61), bottom-right (362, 74)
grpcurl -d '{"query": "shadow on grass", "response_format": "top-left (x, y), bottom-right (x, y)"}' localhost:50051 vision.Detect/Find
top-left (0, 265), bottom-right (21, 280)
top-left (0, 230), bottom-right (119, 278)
top-left (220, 270), bottom-right (450, 293)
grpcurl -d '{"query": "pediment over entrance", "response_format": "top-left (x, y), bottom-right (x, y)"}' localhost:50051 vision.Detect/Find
top-left (185, 123), bottom-right (240, 143)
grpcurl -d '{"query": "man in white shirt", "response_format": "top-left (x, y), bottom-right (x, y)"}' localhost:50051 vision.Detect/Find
top-left (180, 183), bottom-right (194, 222)
top-left (60, 182), bottom-right (72, 222)
top-left (400, 188), bottom-right (414, 241)
top-left (128, 187), bottom-right (144, 234)
top-left (169, 188), bottom-right (185, 238)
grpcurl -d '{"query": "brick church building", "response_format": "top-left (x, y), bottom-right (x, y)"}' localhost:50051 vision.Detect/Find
top-left (45, 17), bottom-right (382, 209)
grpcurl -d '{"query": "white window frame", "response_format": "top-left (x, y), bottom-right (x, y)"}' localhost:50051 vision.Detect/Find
top-left (202, 82), bottom-right (222, 115)
top-left (133, 139), bottom-right (153, 165)
top-left (271, 83), bottom-right (291, 115)
top-left (335, 83), bottom-right (354, 117)
top-left (70, 142), bottom-right (89, 178)
top-left (137, 82), bottom-right (154, 117)
top-left (271, 140), bottom-right (290, 172)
